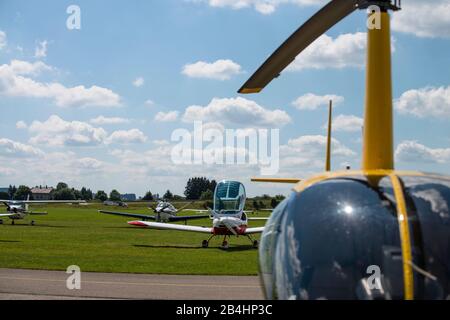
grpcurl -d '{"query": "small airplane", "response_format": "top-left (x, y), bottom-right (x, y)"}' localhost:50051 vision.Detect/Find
top-left (99, 200), bottom-right (211, 224)
top-left (128, 181), bottom-right (269, 249)
top-left (103, 200), bottom-right (128, 207)
top-left (239, 0), bottom-right (450, 300)
top-left (0, 196), bottom-right (85, 225)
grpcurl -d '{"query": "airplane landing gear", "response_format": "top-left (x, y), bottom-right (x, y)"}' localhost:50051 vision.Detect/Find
top-left (220, 236), bottom-right (229, 250)
top-left (0, 219), bottom-right (3, 225)
top-left (11, 220), bottom-right (15, 225)
top-left (201, 235), bottom-right (215, 248)
top-left (247, 235), bottom-right (259, 249)
top-left (221, 240), bottom-right (229, 250)
top-left (30, 220), bottom-right (35, 226)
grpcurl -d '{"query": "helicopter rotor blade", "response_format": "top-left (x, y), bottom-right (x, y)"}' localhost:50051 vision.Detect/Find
top-left (238, 0), bottom-right (359, 94)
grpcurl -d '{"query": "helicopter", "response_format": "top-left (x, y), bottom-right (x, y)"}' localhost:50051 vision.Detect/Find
top-left (239, 0), bottom-right (450, 300)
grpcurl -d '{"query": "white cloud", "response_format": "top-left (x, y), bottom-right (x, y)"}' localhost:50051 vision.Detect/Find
top-left (16, 120), bottom-right (28, 129)
top-left (8, 59), bottom-right (52, 76)
top-left (152, 139), bottom-right (170, 146)
top-left (183, 97), bottom-right (291, 127)
top-left (331, 114), bottom-right (363, 132)
top-left (0, 60), bottom-right (121, 108)
top-left (34, 40), bottom-right (48, 58)
top-left (0, 167), bottom-right (16, 176)
top-left (279, 135), bottom-right (356, 171)
top-left (182, 59), bottom-right (242, 80)
top-left (145, 99), bottom-right (155, 106)
top-left (27, 115), bottom-right (148, 147)
top-left (196, 0), bottom-right (325, 15)
top-left (0, 31), bottom-right (7, 50)
top-left (106, 129), bottom-right (147, 145)
top-left (155, 111), bottom-right (179, 122)
top-left (282, 135), bottom-right (356, 158)
top-left (288, 33), bottom-right (366, 71)
top-left (90, 116), bottom-right (130, 125)
top-left (74, 157), bottom-right (104, 171)
top-left (392, 0), bottom-right (450, 39)
top-left (133, 77), bottom-right (144, 87)
top-left (395, 85), bottom-right (450, 119)
top-left (396, 141), bottom-right (450, 164)
top-left (28, 115), bottom-right (108, 147)
top-left (0, 138), bottom-right (44, 157)
top-left (292, 93), bottom-right (344, 110)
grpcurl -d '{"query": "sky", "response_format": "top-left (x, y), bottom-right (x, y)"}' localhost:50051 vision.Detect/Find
top-left (0, 0), bottom-right (449, 197)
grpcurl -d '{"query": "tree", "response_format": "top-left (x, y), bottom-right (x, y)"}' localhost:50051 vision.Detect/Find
top-left (14, 185), bottom-right (32, 200)
top-left (253, 200), bottom-right (260, 210)
top-left (109, 189), bottom-right (121, 201)
top-left (53, 188), bottom-right (75, 200)
top-left (163, 190), bottom-right (173, 200)
top-left (95, 190), bottom-right (108, 202)
top-left (142, 191), bottom-right (154, 201)
top-left (56, 182), bottom-right (68, 190)
top-left (8, 185), bottom-right (17, 199)
top-left (80, 187), bottom-right (93, 201)
top-left (200, 189), bottom-right (213, 201)
top-left (0, 191), bottom-right (9, 199)
top-left (271, 198), bottom-right (279, 209)
top-left (72, 188), bottom-right (82, 200)
top-left (184, 177), bottom-right (216, 200)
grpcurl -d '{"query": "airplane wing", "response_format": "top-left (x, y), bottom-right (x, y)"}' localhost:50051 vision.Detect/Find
top-left (22, 200), bottom-right (86, 204)
top-left (0, 213), bottom-right (13, 217)
top-left (248, 217), bottom-right (270, 221)
top-left (128, 221), bottom-right (213, 234)
top-left (180, 209), bottom-right (210, 213)
top-left (168, 214), bottom-right (211, 222)
top-left (99, 210), bottom-right (156, 221)
top-left (28, 211), bottom-right (48, 215)
top-left (244, 227), bottom-right (265, 234)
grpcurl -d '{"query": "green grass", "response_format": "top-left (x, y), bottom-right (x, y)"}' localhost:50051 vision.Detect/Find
top-left (0, 203), bottom-right (268, 275)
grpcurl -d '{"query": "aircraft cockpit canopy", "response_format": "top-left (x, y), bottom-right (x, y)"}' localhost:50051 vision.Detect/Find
top-left (214, 181), bottom-right (246, 214)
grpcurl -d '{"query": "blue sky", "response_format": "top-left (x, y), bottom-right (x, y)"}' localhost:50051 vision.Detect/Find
top-left (0, 0), bottom-right (449, 197)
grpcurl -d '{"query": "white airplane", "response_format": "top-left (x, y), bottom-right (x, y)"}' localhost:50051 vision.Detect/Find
top-left (0, 196), bottom-right (85, 225)
top-left (128, 181), bottom-right (269, 249)
top-left (100, 200), bottom-right (211, 223)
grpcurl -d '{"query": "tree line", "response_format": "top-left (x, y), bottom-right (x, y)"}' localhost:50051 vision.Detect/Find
top-left (1, 177), bottom-right (285, 208)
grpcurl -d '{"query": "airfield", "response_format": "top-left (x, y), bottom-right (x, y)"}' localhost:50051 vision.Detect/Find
top-left (0, 202), bottom-right (268, 299)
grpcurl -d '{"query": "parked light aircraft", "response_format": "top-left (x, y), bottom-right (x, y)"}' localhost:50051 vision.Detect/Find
top-left (100, 200), bottom-right (210, 223)
top-left (239, 0), bottom-right (450, 300)
top-left (0, 196), bottom-right (85, 225)
top-left (128, 181), bottom-right (269, 249)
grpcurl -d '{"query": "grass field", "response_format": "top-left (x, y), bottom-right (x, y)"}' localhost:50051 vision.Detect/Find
top-left (0, 203), bottom-right (268, 275)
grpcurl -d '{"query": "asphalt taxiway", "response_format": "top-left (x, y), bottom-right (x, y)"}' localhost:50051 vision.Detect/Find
top-left (0, 268), bottom-right (263, 300)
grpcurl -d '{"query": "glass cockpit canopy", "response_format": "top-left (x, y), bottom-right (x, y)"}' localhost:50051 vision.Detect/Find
top-left (213, 181), bottom-right (246, 214)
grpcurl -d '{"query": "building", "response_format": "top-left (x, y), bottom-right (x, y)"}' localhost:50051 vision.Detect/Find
top-left (30, 187), bottom-right (54, 200)
top-left (120, 193), bottom-right (136, 201)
